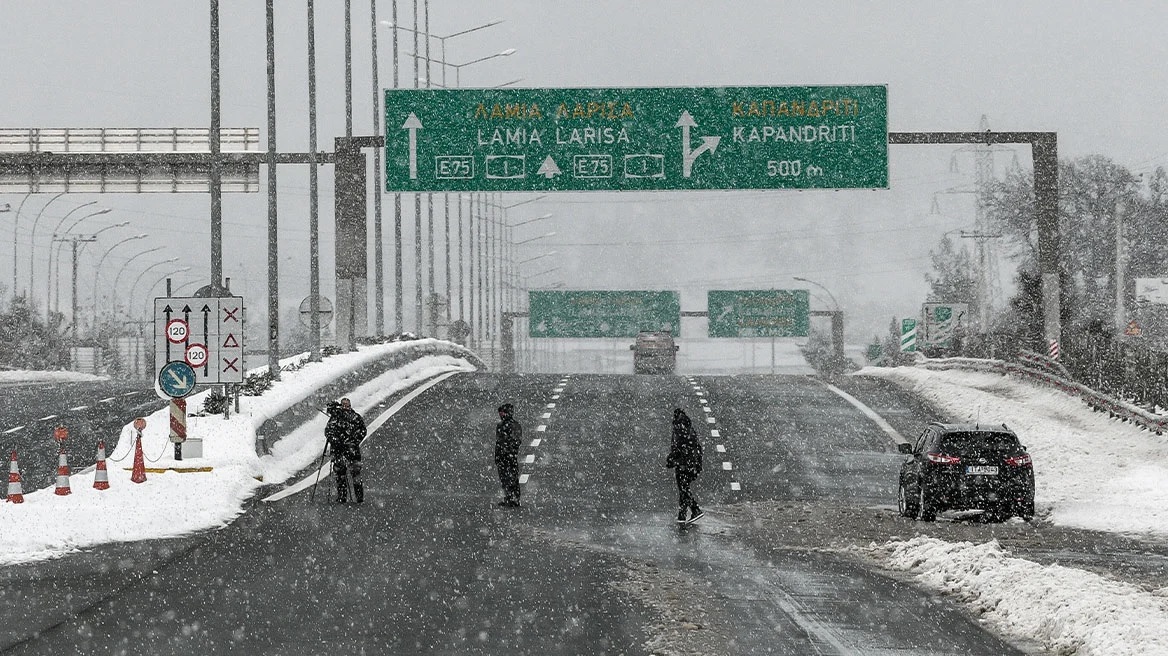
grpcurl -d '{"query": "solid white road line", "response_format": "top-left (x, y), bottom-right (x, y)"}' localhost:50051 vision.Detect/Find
top-left (519, 474), bottom-right (530, 484)
top-left (817, 379), bottom-right (908, 445)
top-left (262, 370), bottom-right (462, 503)
top-left (706, 417), bottom-right (716, 424)
top-left (546, 403), bottom-right (556, 408)
top-left (722, 462), bottom-right (733, 470)
top-left (69, 406), bottom-right (88, 411)
top-left (730, 482), bottom-right (741, 491)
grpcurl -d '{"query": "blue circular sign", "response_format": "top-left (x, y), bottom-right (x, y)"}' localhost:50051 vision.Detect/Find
top-left (158, 361), bottom-right (197, 398)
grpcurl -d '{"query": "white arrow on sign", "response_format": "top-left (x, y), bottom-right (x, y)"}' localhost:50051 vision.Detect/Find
top-left (676, 110), bottom-right (721, 178)
top-left (537, 156), bottom-right (562, 179)
top-left (167, 368), bottom-right (192, 392)
top-left (402, 113), bottom-right (423, 179)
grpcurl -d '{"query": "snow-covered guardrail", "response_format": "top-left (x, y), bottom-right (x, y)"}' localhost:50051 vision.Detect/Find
top-left (916, 355), bottom-right (1168, 435)
top-left (253, 340), bottom-right (485, 454)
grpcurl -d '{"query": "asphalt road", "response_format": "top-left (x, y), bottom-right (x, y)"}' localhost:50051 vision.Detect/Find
top-left (0, 379), bottom-right (158, 492)
top-left (1, 372), bottom-right (1029, 655)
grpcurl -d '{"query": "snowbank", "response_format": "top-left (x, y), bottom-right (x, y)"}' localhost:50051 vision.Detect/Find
top-left (864, 537), bottom-right (1168, 656)
top-left (0, 340), bottom-right (477, 566)
top-left (0, 370), bottom-right (107, 383)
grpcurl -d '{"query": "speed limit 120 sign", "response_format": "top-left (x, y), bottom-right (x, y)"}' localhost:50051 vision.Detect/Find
top-left (166, 319), bottom-right (190, 344)
top-left (184, 343), bottom-right (209, 368)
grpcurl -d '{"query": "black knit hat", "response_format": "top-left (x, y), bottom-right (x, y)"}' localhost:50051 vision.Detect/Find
top-left (498, 403), bottom-right (513, 414)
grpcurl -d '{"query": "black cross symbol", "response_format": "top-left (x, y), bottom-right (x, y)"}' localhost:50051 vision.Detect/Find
top-left (223, 358), bottom-right (239, 372)
top-left (223, 307), bottom-right (240, 322)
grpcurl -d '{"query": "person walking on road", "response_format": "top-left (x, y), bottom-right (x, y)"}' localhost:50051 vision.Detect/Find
top-left (495, 403), bottom-right (523, 507)
top-left (325, 398), bottom-right (367, 504)
top-left (666, 408), bottom-right (704, 523)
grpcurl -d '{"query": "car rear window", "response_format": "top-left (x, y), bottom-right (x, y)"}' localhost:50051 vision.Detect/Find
top-left (938, 432), bottom-right (1020, 455)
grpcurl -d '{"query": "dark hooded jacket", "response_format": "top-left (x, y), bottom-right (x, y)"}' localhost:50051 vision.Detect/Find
top-left (326, 404), bottom-right (366, 461)
top-left (667, 409), bottom-right (703, 473)
top-left (495, 404), bottom-right (523, 460)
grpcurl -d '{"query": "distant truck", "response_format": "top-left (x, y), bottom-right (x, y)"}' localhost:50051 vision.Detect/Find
top-left (630, 331), bottom-right (679, 374)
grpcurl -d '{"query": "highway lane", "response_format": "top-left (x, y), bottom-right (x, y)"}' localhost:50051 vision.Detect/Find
top-left (0, 380), bottom-right (157, 492)
top-left (2, 372), bottom-right (1024, 655)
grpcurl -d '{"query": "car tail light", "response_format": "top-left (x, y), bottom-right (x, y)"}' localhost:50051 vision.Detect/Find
top-left (926, 452), bottom-right (961, 465)
top-left (1005, 454), bottom-right (1032, 467)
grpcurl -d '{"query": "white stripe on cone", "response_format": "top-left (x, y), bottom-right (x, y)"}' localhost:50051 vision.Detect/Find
top-left (93, 441), bottom-right (110, 490)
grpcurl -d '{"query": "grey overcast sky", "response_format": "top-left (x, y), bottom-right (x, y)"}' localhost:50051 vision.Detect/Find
top-left (2, 1), bottom-right (1165, 339)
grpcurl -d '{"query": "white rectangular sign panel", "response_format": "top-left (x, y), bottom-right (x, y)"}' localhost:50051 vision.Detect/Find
top-left (153, 296), bottom-right (245, 385)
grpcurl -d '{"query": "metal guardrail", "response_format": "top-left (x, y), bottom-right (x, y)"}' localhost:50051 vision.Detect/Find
top-left (0, 127), bottom-right (260, 153)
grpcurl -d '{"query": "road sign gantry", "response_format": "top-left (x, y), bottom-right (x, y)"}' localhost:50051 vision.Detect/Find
top-left (385, 85), bottom-right (888, 193)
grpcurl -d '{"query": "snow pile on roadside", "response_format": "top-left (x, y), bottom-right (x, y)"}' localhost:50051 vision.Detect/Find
top-left (0, 340), bottom-right (476, 566)
top-left (864, 537), bottom-right (1168, 656)
top-left (858, 366), bottom-right (1168, 536)
top-left (0, 370), bottom-right (107, 383)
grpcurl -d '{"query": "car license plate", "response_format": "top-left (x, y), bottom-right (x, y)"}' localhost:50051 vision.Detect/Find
top-left (966, 465), bottom-right (998, 475)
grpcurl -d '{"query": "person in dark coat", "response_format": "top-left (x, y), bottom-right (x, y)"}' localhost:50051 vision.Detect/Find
top-left (495, 403), bottom-right (523, 507)
top-left (325, 398), bottom-right (367, 503)
top-left (666, 408), bottom-right (704, 523)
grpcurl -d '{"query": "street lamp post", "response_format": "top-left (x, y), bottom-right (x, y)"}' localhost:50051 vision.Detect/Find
top-left (111, 247), bottom-right (166, 310)
top-left (128, 260), bottom-right (183, 318)
top-left (27, 192), bottom-right (66, 303)
top-left (140, 270), bottom-right (195, 321)
top-left (793, 275), bottom-right (844, 361)
top-left (50, 207), bottom-right (110, 315)
top-left (92, 234), bottom-right (148, 335)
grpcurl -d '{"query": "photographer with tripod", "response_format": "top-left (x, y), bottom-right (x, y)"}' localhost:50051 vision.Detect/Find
top-left (324, 398), bottom-right (366, 504)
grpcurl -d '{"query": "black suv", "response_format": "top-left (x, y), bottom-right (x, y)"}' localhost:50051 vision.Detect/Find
top-left (897, 422), bottom-right (1035, 522)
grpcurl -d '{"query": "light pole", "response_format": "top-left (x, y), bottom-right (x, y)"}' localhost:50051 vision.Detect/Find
top-left (140, 270), bottom-right (196, 321)
top-left (50, 207), bottom-right (110, 315)
top-left (92, 234), bottom-right (148, 335)
top-left (27, 192), bottom-right (66, 302)
top-left (793, 275), bottom-right (844, 361)
top-left (128, 260), bottom-right (183, 318)
top-left (8, 194), bottom-right (30, 300)
top-left (111, 247), bottom-right (166, 311)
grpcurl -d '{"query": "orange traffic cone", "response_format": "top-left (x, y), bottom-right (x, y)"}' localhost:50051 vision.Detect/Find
top-left (54, 448), bottom-right (71, 496)
top-left (131, 431), bottom-right (147, 484)
top-left (6, 451), bottom-right (23, 503)
top-left (93, 441), bottom-right (110, 490)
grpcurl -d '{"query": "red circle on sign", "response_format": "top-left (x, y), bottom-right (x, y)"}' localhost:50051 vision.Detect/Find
top-left (185, 343), bottom-right (209, 368)
top-left (166, 319), bottom-right (189, 344)
top-left (133, 417), bottom-right (147, 431)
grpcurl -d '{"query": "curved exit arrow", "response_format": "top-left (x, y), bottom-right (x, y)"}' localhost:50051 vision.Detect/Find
top-left (677, 110), bottom-right (721, 178)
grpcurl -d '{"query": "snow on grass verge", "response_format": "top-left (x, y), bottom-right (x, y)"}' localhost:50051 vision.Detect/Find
top-left (857, 366), bottom-right (1168, 537)
top-left (0, 339), bottom-right (476, 566)
top-left (862, 537), bottom-right (1168, 656)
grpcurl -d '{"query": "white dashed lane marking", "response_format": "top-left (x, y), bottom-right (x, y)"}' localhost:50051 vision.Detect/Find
top-left (99, 397), bottom-right (115, 403)
top-left (688, 377), bottom-right (742, 493)
top-left (69, 406), bottom-right (88, 411)
top-left (4, 425), bottom-right (24, 434)
top-left (521, 376), bottom-right (571, 492)
top-left (39, 415), bottom-right (57, 421)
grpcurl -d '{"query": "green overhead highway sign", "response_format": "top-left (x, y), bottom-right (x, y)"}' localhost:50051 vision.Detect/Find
top-left (385, 85), bottom-right (887, 192)
top-left (707, 290), bottom-right (810, 338)
top-left (529, 291), bottom-right (680, 338)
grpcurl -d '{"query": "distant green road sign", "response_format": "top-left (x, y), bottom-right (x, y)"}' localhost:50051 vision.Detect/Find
top-left (707, 290), bottom-right (810, 338)
top-left (385, 85), bottom-right (888, 192)
top-left (900, 318), bottom-right (918, 352)
top-left (529, 291), bottom-right (680, 338)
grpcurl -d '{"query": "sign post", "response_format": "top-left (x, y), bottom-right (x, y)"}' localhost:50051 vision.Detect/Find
top-left (154, 296), bottom-right (245, 387)
top-left (385, 85), bottom-right (888, 193)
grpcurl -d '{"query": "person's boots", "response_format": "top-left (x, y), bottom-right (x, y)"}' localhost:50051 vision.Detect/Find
top-left (677, 509), bottom-right (688, 523)
top-left (689, 506), bottom-right (704, 522)
top-left (354, 483), bottom-right (364, 504)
